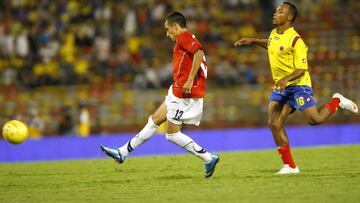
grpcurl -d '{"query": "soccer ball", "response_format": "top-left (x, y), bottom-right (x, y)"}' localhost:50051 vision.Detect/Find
top-left (2, 120), bottom-right (28, 144)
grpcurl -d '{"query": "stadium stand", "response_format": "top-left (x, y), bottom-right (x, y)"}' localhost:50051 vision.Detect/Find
top-left (0, 0), bottom-right (359, 136)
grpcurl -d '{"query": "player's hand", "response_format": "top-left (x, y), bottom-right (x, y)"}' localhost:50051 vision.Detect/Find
top-left (183, 79), bottom-right (194, 94)
top-left (272, 77), bottom-right (288, 92)
top-left (234, 38), bottom-right (255, 46)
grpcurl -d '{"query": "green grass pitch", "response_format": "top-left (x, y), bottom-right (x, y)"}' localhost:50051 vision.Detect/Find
top-left (1, 145), bottom-right (359, 203)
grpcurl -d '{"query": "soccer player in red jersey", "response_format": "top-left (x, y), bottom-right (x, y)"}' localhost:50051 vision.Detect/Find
top-left (234, 2), bottom-right (358, 174)
top-left (101, 12), bottom-right (219, 178)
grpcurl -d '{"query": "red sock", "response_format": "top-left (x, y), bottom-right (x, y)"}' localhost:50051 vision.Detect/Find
top-left (324, 98), bottom-right (340, 115)
top-left (277, 145), bottom-right (296, 168)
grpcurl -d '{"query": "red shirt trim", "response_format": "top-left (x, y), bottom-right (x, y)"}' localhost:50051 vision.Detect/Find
top-left (291, 36), bottom-right (300, 48)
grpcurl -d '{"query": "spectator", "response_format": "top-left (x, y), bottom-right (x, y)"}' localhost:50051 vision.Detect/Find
top-left (77, 103), bottom-right (90, 137)
top-left (27, 108), bottom-right (45, 139)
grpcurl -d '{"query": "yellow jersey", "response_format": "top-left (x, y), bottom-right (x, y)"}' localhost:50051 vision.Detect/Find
top-left (267, 27), bottom-right (311, 87)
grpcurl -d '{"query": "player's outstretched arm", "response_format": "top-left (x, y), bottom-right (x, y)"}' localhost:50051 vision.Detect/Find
top-left (234, 38), bottom-right (268, 49)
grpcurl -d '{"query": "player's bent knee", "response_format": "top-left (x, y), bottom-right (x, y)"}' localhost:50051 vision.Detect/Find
top-left (268, 119), bottom-right (282, 130)
top-left (267, 120), bottom-right (274, 128)
top-left (151, 114), bottom-right (166, 126)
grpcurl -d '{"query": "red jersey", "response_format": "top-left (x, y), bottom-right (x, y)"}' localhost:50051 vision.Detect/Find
top-left (172, 31), bottom-right (207, 98)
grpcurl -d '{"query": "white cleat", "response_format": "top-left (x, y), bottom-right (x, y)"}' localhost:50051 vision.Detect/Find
top-left (275, 164), bottom-right (300, 175)
top-left (333, 93), bottom-right (358, 114)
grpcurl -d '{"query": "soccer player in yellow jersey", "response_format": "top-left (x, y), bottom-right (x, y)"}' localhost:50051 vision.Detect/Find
top-left (234, 2), bottom-right (358, 174)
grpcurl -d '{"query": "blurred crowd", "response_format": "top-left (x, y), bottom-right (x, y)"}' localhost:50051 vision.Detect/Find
top-left (0, 0), bottom-right (359, 137)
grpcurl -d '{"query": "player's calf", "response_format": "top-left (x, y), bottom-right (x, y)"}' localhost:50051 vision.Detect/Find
top-left (306, 115), bottom-right (324, 125)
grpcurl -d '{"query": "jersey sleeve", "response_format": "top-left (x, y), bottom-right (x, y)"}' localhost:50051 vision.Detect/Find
top-left (178, 33), bottom-right (202, 54)
top-left (292, 36), bottom-right (308, 70)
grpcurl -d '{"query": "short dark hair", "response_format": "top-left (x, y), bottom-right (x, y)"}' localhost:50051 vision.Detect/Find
top-left (283, 2), bottom-right (297, 23)
top-left (165, 11), bottom-right (187, 28)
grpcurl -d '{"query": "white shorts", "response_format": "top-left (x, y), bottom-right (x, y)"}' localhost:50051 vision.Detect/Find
top-left (164, 86), bottom-right (203, 126)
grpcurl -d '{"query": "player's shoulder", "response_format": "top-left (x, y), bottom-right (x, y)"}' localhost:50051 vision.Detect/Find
top-left (270, 28), bottom-right (277, 36)
top-left (288, 27), bottom-right (305, 47)
top-left (284, 27), bottom-right (299, 37)
top-left (179, 31), bottom-right (196, 40)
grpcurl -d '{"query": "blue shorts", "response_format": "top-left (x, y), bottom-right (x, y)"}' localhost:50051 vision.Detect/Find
top-left (269, 85), bottom-right (317, 112)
